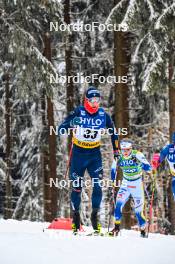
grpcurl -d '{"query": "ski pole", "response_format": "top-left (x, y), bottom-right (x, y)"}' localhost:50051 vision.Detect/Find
top-left (58, 140), bottom-right (73, 216)
top-left (64, 141), bottom-right (73, 180)
top-left (107, 186), bottom-right (115, 232)
top-left (108, 155), bottom-right (120, 232)
top-left (147, 171), bottom-right (156, 237)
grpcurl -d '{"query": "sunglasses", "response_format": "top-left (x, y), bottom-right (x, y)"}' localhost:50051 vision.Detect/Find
top-left (121, 148), bottom-right (131, 153)
top-left (88, 97), bottom-right (100, 103)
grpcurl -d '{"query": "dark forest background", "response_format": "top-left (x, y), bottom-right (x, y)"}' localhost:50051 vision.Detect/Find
top-left (0, 0), bottom-right (175, 234)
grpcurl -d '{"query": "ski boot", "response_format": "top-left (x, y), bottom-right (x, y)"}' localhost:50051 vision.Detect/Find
top-left (72, 210), bottom-right (80, 235)
top-left (90, 209), bottom-right (102, 235)
top-left (140, 227), bottom-right (147, 238)
top-left (108, 222), bottom-right (120, 237)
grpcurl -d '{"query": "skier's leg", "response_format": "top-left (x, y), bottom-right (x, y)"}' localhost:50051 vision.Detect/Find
top-left (114, 179), bottom-right (130, 225)
top-left (172, 176), bottom-right (175, 201)
top-left (70, 172), bottom-right (83, 212)
top-left (108, 180), bottom-right (130, 236)
top-left (87, 151), bottom-right (103, 209)
top-left (87, 151), bottom-right (103, 231)
top-left (70, 149), bottom-right (86, 231)
top-left (131, 178), bottom-right (146, 229)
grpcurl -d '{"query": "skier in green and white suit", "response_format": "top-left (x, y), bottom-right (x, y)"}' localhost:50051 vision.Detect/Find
top-left (110, 140), bottom-right (152, 237)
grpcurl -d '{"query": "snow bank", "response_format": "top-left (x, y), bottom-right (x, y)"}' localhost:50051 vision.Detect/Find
top-left (0, 220), bottom-right (174, 264)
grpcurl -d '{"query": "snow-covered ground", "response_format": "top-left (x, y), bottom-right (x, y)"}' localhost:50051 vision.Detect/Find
top-left (0, 219), bottom-right (174, 264)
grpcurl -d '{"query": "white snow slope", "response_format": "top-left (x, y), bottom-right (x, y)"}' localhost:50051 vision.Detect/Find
top-left (0, 219), bottom-right (174, 264)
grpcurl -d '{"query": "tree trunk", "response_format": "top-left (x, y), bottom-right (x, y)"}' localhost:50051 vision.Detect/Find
top-left (41, 81), bottom-right (50, 221)
top-left (114, 29), bottom-right (131, 229)
top-left (43, 32), bottom-right (58, 221)
top-left (168, 51), bottom-right (175, 234)
top-left (4, 73), bottom-right (12, 219)
top-left (64, 0), bottom-right (74, 218)
top-left (64, 0), bottom-right (74, 150)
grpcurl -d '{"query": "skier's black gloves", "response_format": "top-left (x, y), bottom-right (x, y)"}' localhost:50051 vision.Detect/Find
top-left (113, 149), bottom-right (120, 160)
top-left (132, 156), bottom-right (137, 163)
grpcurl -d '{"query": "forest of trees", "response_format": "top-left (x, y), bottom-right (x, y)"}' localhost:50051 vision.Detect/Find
top-left (0, 0), bottom-right (175, 234)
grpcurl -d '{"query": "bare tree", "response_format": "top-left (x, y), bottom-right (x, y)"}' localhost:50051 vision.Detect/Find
top-left (43, 33), bottom-right (58, 221)
top-left (114, 27), bottom-right (131, 228)
top-left (64, 0), bottom-right (74, 150)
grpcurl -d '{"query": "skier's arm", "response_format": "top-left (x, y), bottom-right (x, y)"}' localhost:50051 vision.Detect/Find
top-left (105, 113), bottom-right (119, 154)
top-left (111, 159), bottom-right (117, 182)
top-left (136, 151), bottom-right (152, 172)
top-left (159, 145), bottom-right (169, 163)
top-left (151, 146), bottom-right (169, 169)
top-left (57, 107), bottom-right (80, 135)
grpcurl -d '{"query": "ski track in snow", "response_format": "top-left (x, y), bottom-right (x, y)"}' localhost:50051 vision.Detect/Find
top-left (0, 219), bottom-right (174, 264)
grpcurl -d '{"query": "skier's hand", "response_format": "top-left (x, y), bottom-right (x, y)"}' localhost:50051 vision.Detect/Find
top-left (72, 117), bottom-right (81, 126)
top-left (132, 156), bottom-right (137, 163)
top-left (151, 159), bottom-right (160, 170)
top-left (113, 149), bottom-right (120, 160)
top-left (151, 153), bottom-right (160, 170)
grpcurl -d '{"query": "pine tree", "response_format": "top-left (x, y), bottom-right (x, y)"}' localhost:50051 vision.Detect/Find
top-left (0, 0), bottom-right (64, 220)
top-left (106, 0), bottom-right (175, 233)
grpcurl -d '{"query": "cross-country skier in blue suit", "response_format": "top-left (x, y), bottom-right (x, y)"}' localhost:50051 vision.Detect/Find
top-left (152, 132), bottom-right (175, 200)
top-left (58, 86), bottom-right (119, 234)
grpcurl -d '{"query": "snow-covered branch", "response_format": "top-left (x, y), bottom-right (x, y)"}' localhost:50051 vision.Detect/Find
top-left (155, 3), bottom-right (175, 29)
top-left (106, 0), bottom-right (127, 24)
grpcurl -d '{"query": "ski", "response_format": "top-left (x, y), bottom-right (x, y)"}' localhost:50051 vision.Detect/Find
top-left (86, 232), bottom-right (105, 237)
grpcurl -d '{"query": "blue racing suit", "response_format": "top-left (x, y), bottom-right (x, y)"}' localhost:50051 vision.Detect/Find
top-left (159, 144), bottom-right (175, 200)
top-left (58, 106), bottom-right (118, 211)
